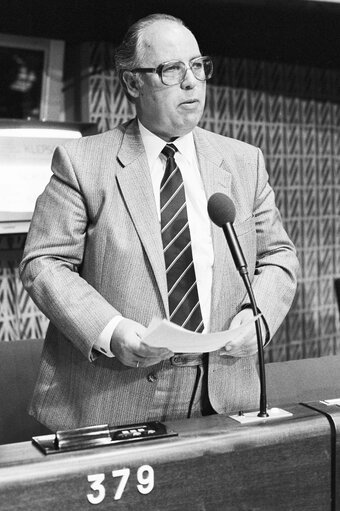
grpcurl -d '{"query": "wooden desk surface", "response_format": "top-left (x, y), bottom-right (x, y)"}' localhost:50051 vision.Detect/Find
top-left (0, 404), bottom-right (334, 510)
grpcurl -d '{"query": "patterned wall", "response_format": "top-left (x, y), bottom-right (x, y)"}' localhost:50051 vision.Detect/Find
top-left (0, 234), bottom-right (48, 342)
top-left (1, 42), bottom-right (339, 364)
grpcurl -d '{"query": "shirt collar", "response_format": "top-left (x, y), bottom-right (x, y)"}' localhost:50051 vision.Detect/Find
top-left (138, 119), bottom-right (196, 166)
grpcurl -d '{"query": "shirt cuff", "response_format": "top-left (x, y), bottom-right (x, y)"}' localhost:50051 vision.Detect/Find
top-left (94, 315), bottom-right (124, 357)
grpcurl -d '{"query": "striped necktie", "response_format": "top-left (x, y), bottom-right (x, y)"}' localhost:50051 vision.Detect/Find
top-left (160, 143), bottom-right (204, 333)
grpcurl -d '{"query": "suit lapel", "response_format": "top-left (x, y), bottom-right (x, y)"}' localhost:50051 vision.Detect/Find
top-left (115, 123), bottom-right (236, 322)
top-left (116, 120), bottom-right (169, 315)
top-left (193, 128), bottom-right (233, 324)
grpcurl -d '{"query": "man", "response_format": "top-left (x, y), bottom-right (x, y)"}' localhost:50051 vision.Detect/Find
top-left (20, 13), bottom-right (299, 431)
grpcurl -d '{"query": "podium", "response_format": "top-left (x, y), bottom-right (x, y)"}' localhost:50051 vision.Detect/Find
top-left (0, 402), bottom-right (338, 510)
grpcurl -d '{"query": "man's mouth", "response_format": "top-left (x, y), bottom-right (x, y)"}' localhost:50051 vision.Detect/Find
top-left (179, 99), bottom-right (199, 106)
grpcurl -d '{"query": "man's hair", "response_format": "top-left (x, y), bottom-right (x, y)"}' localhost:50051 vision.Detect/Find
top-left (113, 13), bottom-right (186, 100)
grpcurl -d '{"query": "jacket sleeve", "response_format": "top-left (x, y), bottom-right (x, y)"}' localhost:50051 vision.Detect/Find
top-left (19, 145), bottom-right (119, 361)
top-left (242, 148), bottom-right (300, 341)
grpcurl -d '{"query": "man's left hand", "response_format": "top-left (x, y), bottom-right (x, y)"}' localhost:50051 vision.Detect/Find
top-left (220, 308), bottom-right (265, 358)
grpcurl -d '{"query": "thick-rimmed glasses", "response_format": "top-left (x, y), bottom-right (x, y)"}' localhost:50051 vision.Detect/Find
top-left (130, 56), bottom-right (213, 86)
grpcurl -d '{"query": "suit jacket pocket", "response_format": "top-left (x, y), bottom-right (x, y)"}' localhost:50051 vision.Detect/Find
top-left (234, 216), bottom-right (255, 237)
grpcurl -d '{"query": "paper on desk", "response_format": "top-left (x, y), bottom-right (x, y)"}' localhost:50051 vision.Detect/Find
top-left (143, 314), bottom-right (261, 353)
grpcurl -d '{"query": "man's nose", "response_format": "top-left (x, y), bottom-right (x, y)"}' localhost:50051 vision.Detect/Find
top-left (180, 66), bottom-right (197, 88)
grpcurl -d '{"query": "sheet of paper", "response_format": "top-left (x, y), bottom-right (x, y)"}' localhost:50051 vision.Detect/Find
top-left (143, 314), bottom-right (261, 353)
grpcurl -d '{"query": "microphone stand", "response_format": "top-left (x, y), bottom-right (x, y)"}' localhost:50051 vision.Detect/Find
top-left (221, 221), bottom-right (268, 417)
top-left (239, 267), bottom-right (268, 417)
top-left (230, 267), bottom-right (293, 423)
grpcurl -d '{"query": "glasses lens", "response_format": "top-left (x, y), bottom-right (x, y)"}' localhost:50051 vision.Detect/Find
top-left (161, 61), bottom-right (186, 85)
top-left (191, 57), bottom-right (213, 81)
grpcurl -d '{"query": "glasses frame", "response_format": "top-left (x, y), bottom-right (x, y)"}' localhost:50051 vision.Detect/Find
top-left (130, 56), bottom-right (213, 86)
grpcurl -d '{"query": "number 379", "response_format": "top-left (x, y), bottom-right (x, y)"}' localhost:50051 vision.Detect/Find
top-left (87, 465), bottom-right (154, 505)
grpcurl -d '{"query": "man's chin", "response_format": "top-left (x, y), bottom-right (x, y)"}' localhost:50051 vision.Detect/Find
top-left (176, 115), bottom-right (202, 135)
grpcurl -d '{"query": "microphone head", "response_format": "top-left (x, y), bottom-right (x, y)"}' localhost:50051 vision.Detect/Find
top-left (207, 193), bottom-right (236, 227)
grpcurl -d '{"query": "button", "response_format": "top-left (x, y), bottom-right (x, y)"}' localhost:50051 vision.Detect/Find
top-left (147, 373), bottom-right (158, 383)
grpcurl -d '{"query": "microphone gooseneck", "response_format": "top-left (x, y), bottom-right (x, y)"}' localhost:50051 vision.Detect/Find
top-left (207, 192), bottom-right (268, 417)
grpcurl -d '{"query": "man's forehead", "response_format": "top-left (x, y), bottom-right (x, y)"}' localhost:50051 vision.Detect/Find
top-left (140, 21), bottom-right (199, 61)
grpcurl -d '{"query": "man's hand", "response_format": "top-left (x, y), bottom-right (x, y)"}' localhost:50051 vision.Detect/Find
top-left (220, 308), bottom-right (265, 358)
top-left (110, 318), bottom-right (173, 367)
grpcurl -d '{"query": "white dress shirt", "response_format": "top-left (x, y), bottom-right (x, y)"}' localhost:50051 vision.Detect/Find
top-left (94, 121), bottom-right (214, 356)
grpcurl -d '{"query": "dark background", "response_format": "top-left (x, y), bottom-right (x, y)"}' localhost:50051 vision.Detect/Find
top-left (1, 0), bottom-right (340, 69)
top-left (0, 47), bottom-right (43, 118)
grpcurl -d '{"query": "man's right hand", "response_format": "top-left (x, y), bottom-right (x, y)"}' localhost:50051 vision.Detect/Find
top-left (110, 318), bottom-right (173, 368)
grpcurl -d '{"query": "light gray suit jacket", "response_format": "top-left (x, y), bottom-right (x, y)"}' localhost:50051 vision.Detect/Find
top-left (20, 119), bottom-right (299, 431)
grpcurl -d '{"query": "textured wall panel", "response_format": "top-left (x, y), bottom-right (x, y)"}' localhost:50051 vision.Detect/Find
top-left (0, 234), bottom-right (49, 342)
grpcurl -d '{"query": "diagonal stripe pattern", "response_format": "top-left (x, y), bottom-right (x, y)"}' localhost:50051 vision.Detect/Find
top-left (160, 143), bottom-right (204, 332)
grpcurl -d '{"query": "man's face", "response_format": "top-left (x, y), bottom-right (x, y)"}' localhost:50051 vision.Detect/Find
top-left (132, 21), bottom-right (207, 141)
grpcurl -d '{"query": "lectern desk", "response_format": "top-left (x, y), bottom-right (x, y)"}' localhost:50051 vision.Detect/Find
top-left (0, 403), bottom-right (333, 510)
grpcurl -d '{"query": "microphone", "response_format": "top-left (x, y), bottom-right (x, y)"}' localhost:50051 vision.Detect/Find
top-left (207, 192), bottom-right (268, 418)
top-left (207, 193), bottom-right (247, 275)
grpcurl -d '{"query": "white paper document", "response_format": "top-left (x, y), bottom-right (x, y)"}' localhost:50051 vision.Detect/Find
top-left (143, 314), bottom-right (261, 353)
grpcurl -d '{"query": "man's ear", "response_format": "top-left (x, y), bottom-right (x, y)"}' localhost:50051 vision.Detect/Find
top-left (122, 71), bottom-right (140, 99)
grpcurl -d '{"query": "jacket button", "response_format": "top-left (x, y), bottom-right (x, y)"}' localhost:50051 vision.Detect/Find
top-left (147, 373), bottom-right (158, 383)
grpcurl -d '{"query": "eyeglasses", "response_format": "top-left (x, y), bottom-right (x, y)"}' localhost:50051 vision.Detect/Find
top-left (130, 56), bottom-right (213, 86)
